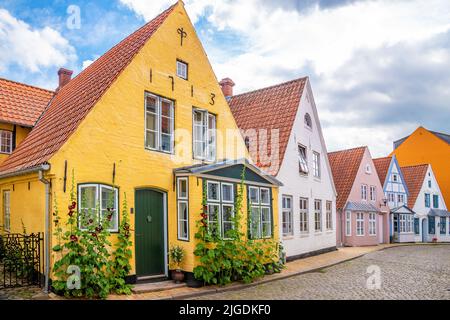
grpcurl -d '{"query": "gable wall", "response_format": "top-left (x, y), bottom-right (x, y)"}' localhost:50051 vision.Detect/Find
top-left (276, 82), bottom-right (337, 256)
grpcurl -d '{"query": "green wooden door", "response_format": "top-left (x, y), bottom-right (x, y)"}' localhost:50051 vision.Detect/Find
top-left (135, 189), bottom-right (165, 277)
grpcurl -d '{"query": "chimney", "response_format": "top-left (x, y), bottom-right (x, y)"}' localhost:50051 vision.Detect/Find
top-left (57, 68), bottom-right (73, 90)
top-left (219, 78), bottom-right (235, 99)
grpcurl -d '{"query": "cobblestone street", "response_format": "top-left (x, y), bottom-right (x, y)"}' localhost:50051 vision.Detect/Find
top-left (196, 245), bottom-right (450, 300)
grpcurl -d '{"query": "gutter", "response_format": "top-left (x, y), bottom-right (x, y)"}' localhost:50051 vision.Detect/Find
top-left (0, 163), bottom-right (50, 179)
top-left (38, 167), bottom-right (51, 294)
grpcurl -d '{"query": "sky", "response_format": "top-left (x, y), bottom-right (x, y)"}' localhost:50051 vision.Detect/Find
top-left (0, 0), bottom-right (449, 157)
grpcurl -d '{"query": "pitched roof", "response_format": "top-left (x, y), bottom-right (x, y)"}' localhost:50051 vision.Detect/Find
top-left (328, 146), bottom-right (366, 210)
top-left (373, 156), bottom-right (392, 187)
top-left (0, 78), bottom-right (54, 127)
top-left (0, 3), bottom-right (177, 175)
top-left (401, 164), bottom-right (429, 207)
top-left (394, 127), bottom-right (450, 149)
top-left (228, 77), bottom-right (308, 176)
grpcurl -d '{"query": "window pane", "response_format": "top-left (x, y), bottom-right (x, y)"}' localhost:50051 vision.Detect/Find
top-left (81, 186), bottom-right (97, 209)
top-left (207, 204), bottom-right (220, 236)
top-left (178, 202), bottom-right (188, 239)
top-left (249, 187), bottom-right (259, 204)
top-left (222, 205), bottom-right (234, 237)
top-left (251, 207), bottom-right (261, 239)
top-left (161, 116), bottom-right (170, 134)
top-left (207, 182), bottom-right (220, 201)
top-left (146, 96), bottom-right (157, 113)
top-left (161, 100), bottom-right (172, 117)
top-left (146, 131), bottom-right (157, 149)
top-left (161, 134), bottom-right (172, 152)
top-left (222, 184), bottom-right (233, 202)
top-left (260, 188), bottom-right (270, 205)
top-left (146, 113), bottom-right (157, 131)
top-left (178, 179), bottom-right (188, 199)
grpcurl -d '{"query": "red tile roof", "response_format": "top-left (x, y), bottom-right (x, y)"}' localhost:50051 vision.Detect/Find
top-left (228, 77), bottom-right (308, 176)
top-left (373, 156), bottom-right (392, 187)
top-left (0, 3), bottom-right (177, 175)
top-left (328, 147), bottom-right (366, 210)
top-left (401, 164), bottom-right (429, 207)
top-left (0, 78), bottom-right (54, 127)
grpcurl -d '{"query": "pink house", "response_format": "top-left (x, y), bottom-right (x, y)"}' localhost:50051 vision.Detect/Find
top-left (328, 147), bottom-right (390, 247)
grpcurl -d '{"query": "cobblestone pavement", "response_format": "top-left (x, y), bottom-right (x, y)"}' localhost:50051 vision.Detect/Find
top-left (195, 245), bottom-right (450, 300)
top-left (0, 286), bottom-right (41, 300)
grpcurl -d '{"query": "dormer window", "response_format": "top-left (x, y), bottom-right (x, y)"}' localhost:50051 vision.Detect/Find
top-left (304, 113), bottom-right (312, 129)
top-left (176, 60), bottom-right (188, 80)
top-left (0, 130), bottom-right (13, 154)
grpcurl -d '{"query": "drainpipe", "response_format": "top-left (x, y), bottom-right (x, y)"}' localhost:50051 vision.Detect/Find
top-left (39, 169), bottom-right (51, 294)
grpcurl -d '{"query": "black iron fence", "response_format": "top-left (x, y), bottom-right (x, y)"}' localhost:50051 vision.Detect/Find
top-left (0, 233), bottom-right (44, 289)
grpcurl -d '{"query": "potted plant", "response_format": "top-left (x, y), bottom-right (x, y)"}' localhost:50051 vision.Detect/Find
top-left (169, 245), bottom-right (185, 283)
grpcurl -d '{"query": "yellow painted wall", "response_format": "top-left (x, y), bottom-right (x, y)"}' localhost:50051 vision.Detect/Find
top-left (39, 2), bottom-right (278, 276)
top-left (0, 122), bottom-right (32, 165)
top-left (0, 173), bottom-right (46, 234)
top-left (391, 127), bottom-right (450, 208)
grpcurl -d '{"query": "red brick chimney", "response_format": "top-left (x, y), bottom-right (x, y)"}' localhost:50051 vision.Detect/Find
top-left (57, 68), bottom-right (73, 90)
top-left (219, 78), bottom-right (235, 99)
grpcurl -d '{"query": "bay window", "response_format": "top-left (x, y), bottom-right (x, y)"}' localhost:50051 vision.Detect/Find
top-left (78, 184), bottom-right (119, 232)
top-left (145, 93), bottom-right (174, 153)
top-left (193, 109), bottom-right (216, 161)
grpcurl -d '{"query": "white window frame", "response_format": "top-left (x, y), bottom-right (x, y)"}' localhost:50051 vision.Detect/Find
top-left (0, 130), bottom-right (13, 154)
top-left (356, 212), bottom-right (364, 236)
top-left (177, 177), bottom-right (189, 241)
top-left (176, 60), bottom-right (188, 80)
top-left (345, 211), bottom-right (352, 236)
top-left (398, 194), bottom-right (404, 204)
top-left (304, 113), bottom-right (312, 129)
top-left (299, 198), bottom-right (309, 234)
top-left (361, 184), bottom-right (368, 201)
top-left (249, 186), bottom-right (272, 239)
top-left (145, 93), bottom-right (174, 153)
top-left (282, 195), bottom-right (293, 237)
top-left (206, 181), bottom-right (235, 239)
top-left (369, 212), bottom-right (376, 235)
top-left (314, 199), bottom-right (322, 232)
top-left (326, 201), bottom-right (333, 230)
top-left (370, 186), bottom-right (376, 202)
top-left (313, 151), bottom-right (321, 178)
top-left (78, 184), bottom-right (119, 232)
top-left (3, 190), bottom-right (11, 232)
top-left (193, 109), bottom-right (216, 162)
top-left (298, 144), bottom-right (309, 175)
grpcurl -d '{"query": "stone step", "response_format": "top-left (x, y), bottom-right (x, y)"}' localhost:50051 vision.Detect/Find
top-left (132, 281), bottom-right (186, 294)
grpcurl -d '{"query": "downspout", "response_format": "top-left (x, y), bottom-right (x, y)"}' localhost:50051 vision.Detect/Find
top-left (39, 170), bottom-right (51, 294)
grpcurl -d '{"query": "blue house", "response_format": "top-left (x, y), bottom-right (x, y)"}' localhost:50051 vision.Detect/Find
top-left (374, 155), bottom-right (415, 242)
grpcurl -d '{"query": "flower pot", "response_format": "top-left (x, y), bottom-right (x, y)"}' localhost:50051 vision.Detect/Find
top-left (171, 270), bottom-right (185, 284)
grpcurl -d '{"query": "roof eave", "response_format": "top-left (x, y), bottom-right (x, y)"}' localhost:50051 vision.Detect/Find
top-left (0, 163), bottom-right (51, 180)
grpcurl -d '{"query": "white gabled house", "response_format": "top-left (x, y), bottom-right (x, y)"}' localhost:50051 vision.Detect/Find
top-left (374, 155), bottom-right (415, 243)
top-left (221, 77), bottom-right (338, 260)
top-left (402, 164), bottom-right (450, 243)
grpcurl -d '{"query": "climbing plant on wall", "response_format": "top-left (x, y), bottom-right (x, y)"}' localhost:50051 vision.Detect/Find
top-left (193, 168), bottom-right (283, 286)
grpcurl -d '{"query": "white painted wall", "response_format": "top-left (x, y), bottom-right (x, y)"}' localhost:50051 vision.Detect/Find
top-left (412, 165), bottom-right (450, 242)
top-left (276, 80), bottom-right (337, 258)
top-left (385, 159), bottom-right (408, 209)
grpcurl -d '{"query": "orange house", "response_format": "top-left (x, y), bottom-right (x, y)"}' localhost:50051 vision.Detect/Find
top-left (391, 127), bottom-right (450, 210)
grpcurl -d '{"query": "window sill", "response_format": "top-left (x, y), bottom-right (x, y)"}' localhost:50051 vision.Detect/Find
top-left (145, 147), bottom-right (174, 156)
top-left (0, 152), bottom-right (12, 155)
top-left (314, 231), bottom-right (323, 235)
top-left (299, 232), bottom-right (309, 238)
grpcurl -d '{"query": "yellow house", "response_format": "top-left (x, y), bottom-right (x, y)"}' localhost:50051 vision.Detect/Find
top-left (0, 1), bottom-right (281, 288)
top-left (391, 127), bottom-right (450, 210)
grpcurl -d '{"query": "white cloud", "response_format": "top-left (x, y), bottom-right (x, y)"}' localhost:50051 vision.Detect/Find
top-left (0, 9), bottom-right (76, 73)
